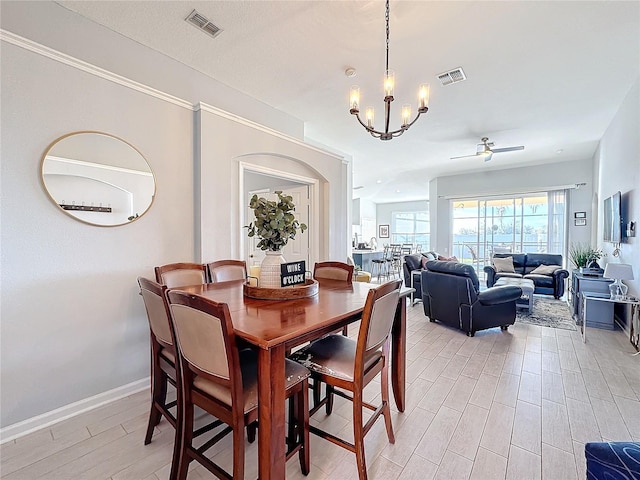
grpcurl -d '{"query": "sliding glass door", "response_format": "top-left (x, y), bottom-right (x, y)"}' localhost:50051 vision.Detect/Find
top-left (452, 191), bottom-right (567, 278)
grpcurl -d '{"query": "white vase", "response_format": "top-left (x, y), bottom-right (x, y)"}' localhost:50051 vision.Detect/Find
top-left (259, 250), bottom-right (286, 288)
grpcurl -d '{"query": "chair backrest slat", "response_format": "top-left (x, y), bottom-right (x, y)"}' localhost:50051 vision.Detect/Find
top-left (207, 260), bottom-right (247, 283)
top-left (169, 304), bottom-right (230, 381)
top-left (313, 261), bottom-right (354, 283)
top-left (357, 279), bottom-right (401, 360)
top-left (155, 263), bottom-right (207, 288)
top-left (138, 277), bottom-right (173, 347)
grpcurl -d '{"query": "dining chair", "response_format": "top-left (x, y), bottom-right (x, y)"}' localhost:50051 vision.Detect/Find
top-left (311, 261), bottom-right (355, 400)
top-left (166, 289), bottom-right (311, 480)
top-left (137, 277), bottom-right (180, 446)
top-left (155, 262), bottom-right (207, 288)
top-left (206, 259), bottom-right (247, 283)
top-left (313, 261), bottom-right (354, 282)
top-left (291, 279), bottom-right (402, 480)
top-left (138, 277), bottom-right (224, 479)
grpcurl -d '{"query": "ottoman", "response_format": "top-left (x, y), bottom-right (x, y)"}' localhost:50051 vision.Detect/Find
top-left (354, 271), bottom-right (372, 283)
top-left (495, 277), bottom-right (535, 313)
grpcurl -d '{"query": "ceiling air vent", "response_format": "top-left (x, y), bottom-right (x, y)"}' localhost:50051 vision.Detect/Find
top-left (437, 67), bottom-right (466, 86)
top-left (186, 9), bottom-right (222, 39)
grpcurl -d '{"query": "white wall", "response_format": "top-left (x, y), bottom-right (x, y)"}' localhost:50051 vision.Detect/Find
top-left (1, 40), bottom-right (195, 429)
top-left (376, 200), bottom-right (430, 247)
top-left (594, 78), bottom-right (639, 298)
top-left (0, 2), bottom-right (349, 431)
top-left (429, 159), bottom-right (594, 257)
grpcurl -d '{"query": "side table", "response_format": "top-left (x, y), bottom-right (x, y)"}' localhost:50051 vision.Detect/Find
top-left (581, 293), bottom-right (640, 347)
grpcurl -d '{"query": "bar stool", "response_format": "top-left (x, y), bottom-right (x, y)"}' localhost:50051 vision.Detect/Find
top-left (371, 245), bottom-right (390, 282)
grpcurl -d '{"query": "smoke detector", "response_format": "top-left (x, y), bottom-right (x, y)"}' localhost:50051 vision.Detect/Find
top-left (437, 67), bottom-right (466, 86)
top-left (185, 10), bottom-right (223, 39)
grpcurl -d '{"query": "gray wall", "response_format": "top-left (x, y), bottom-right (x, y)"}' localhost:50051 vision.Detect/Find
top-left (1, 2), bottom-right (348, 430)
top-left (595, 78), bottom-right (639, 298)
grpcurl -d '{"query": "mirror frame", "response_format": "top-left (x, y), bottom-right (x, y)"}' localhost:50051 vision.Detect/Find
top-left (40, 131), bottom-right (156, 227)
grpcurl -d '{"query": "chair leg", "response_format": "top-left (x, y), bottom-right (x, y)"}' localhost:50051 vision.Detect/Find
top-left (352, 391), bottom-right (368, 480)
top-left (341, 325), bottom-right (349, 336)
top-left (325, 384), bottom-right (334, 415)
top-left (145, 368), bottom-right (167, 444)
top-left (297, 380), bottom-right (310, 475)
top-left (232, 427), bottom-right (245, 480)
top-left (169, 379), bottom-right (182, 480)
top-left (247, 421), bottom-right (257, 443)
top-left (380, 360), bottom-right (395, 444)
top-left (175, 401), bottom-right (193, 480)
top-left (313, 379), bottom-right (322, 409)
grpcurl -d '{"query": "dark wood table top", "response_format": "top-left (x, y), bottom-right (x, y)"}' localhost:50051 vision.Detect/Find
top-left (177, 279), bottom-right (412, 349)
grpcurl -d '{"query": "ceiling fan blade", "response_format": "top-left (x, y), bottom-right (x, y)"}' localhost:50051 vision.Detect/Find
top-left (450, 153), bottom-right (478, 160)
top-left (491, 145), bottom-right (524, 153)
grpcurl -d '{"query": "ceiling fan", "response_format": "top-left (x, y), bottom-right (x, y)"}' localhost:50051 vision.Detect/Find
top-left (451, 137), bottom-right (524, 162)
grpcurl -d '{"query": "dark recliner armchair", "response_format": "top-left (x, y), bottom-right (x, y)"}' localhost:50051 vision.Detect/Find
top-left (421, 260), bottom-right (522, 336)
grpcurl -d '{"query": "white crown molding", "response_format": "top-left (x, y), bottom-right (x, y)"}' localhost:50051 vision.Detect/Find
top-left (0, 378), bottom-right (149, 444)
top-left (197, 102), bottom-right (344, 161)
top-left (0, 29), bottom-right (192, 110)
top-left (1, 30), bottom-right (347, 163)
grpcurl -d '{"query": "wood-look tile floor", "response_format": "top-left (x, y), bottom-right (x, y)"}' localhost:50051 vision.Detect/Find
top-left (2, 300), bottom-right (639, 479)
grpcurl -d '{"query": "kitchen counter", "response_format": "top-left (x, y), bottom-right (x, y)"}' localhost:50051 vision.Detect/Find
top-left (352, 250), bottom-right (384, 273)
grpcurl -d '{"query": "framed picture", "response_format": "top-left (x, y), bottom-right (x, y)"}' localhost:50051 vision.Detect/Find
top-left (379, 224), bottom-right (389, 238)
top-left (574, 212), bottom-right (586, 219)
top-left (575, 218), bottom-right (587, 226)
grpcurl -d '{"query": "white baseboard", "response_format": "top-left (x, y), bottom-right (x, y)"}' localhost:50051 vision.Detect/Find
top-left (0, 377), bottom-right (149, 444)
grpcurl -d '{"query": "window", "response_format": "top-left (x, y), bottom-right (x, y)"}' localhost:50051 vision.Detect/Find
top-left (451, 191), bottom-right (567, 278)
top-left (391, 211), bottom-right (430, 251)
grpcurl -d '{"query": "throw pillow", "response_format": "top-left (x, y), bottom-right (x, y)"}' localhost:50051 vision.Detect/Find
top-left (530, 264), bottom-right (562, 275)
top-left (493, 256), bottom-right (515, 273)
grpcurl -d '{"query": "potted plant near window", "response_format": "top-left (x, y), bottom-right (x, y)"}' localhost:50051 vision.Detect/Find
top-left (246, 191), bottom-right (307, 288)
top-left (569, 243), bottom-right (602, 269)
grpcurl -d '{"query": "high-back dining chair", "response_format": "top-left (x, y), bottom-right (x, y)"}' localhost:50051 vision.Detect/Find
top-left (137, 277), bottom-right (179, 446)
top-left (206, 259), bottom-right (247, 283)
top-left (166, 290), bottom-right (311, 480)
top-left (154, 263), bottom-right (207, 288)
top-left (138, 277), bottom-right (224, 479)
top-left (313, 261), bottom-right (354, 282)
top-left (291, 279), bottom-right (402, 480)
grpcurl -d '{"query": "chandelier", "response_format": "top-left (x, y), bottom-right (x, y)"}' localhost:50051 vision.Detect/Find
top-left (349, 0), bottom-right (429, 140)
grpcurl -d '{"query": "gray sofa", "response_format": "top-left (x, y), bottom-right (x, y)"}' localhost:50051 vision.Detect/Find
top-left (483, 253), bottom-right (569, 299)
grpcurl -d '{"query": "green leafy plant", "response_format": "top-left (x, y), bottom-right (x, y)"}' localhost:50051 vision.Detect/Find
top-left (246, 191), bottom-right (307, 251)
top-left (569, 243), bottom-right (602, 268)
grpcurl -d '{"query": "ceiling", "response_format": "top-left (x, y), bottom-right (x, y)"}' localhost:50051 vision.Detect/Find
top-left (56, 1), bottom-right (640, 203)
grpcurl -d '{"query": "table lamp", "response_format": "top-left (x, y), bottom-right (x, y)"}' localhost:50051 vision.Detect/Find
top-left (603, 263), bottom-right (634, 299)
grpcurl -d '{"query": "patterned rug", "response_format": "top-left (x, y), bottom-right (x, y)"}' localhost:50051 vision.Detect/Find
top-left (516, 297), bottom-right (576, 331)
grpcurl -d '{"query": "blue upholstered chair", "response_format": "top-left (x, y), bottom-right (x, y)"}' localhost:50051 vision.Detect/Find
top-left (585, 442), bottom-right (640, 479)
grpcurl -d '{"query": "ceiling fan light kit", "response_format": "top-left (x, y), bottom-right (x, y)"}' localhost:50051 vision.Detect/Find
top-left (349, 0), bottom-right (429, 141)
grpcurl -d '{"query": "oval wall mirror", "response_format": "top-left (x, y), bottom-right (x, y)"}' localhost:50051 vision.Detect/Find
top-left (41, 131), bottom-right (156, 226)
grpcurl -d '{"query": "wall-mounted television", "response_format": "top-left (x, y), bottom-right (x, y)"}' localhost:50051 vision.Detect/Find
top-left (603, 191), bottom-right (622, 243)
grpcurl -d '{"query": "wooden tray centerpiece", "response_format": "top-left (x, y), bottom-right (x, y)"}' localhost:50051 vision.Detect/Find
top-left (243, 278), bottom-right (318, 300)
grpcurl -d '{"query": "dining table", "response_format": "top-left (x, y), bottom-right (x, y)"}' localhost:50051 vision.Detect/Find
top-left (177, 278), bottom-right (413, 480)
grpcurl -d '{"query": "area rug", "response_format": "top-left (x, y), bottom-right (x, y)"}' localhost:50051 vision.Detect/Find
top-left (516, 297), bottom-right (576, 331)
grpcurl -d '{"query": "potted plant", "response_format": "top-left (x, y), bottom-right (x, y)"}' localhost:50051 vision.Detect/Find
top-left (246, 191), bottom-right (307, 288)
top-left (569, 243), bottom-right (602, 269)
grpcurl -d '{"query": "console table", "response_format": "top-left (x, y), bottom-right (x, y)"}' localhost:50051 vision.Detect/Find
top-left (581, 293), bottom-right (640, 345)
